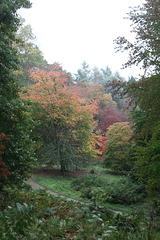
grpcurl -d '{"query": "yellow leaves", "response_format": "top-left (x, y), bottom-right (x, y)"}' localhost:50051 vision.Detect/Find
top-left (105, 122), bottom-right (133, 152)
top-left (106, 122), bottom-right (132, 139)
top-left (99, 93), bottom-right (117, 109)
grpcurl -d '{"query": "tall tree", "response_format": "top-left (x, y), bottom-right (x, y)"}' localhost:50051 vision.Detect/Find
top-left (13, 18), bottom-right (47, 86)
top-left (0, 0), bottom-right (36, 187)
top-left (74, 61), bottom-right (92, 84)
top-left (114, 0), bottom-right (160, 76)
top-left (113, 0), bottom-right (160, 194)
top-left (91, 66), bottom-right (103, 84)
top-left (103, 122), bottom-right (133, 172)
top-left (21, 64), bottom-right (98, 173)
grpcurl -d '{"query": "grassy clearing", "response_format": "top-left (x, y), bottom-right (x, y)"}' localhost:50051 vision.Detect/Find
top-left (33, 174), bottom-right (90, 202)
top-left (32, 169), bottom-right (137, 212)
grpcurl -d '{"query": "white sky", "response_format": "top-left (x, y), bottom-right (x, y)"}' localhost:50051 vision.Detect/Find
top-left (18, 0), bottom-right (145, 80)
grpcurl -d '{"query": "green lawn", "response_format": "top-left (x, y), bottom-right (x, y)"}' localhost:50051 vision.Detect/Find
top-left (32, 170), bottom-right (136, 212)
top-left (33, 174), bottom-right (89, 202)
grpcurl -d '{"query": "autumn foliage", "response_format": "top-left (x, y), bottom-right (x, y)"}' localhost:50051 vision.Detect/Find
top-left (0, 133), bottom-right (11, 199)
top-left (21, 64), bottom-right (99, 171)
top-left (103, 122), bottom-right (133, 172)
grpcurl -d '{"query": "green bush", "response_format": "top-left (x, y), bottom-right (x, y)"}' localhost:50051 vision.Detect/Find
top-left (0, 203), bottom-right (36, 239)
top-left (71, 175), bottom-right (146, 205)
top-left (114, 213), bottom-right (141, 232)
top-left (0, 187), bottom-right (158, 239)
top-left (100, 177), bottom-right (147, 205)
top-left (71, 174), bottom-right (104, 191)
top-left (71, 175), bottom-right (106, 200)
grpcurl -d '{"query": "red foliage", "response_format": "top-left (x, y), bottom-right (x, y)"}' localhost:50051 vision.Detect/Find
top-left (0, 161), bottom-right (11, 177)
top-left (95, 133), bottom-right (107, 161)
top-left (99, 107), bottom-right (121, 132)
top-left (0, 133), bottom-right (11, 197)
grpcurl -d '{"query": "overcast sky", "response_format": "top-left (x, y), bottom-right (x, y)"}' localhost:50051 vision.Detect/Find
top-left (18, 0), bottom-right (145, 79)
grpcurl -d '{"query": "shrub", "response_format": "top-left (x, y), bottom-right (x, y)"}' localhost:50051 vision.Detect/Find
top-left (71, 175), bottom-right (104, 191)
top-left (0, 203), bottom-right (36, 239)
top-left (0, 187), bottom-right (156, 239)
top-left (100, 177), bottom-right (147, 205)
top-left (0, 133), bottom-right (11, 198)
top-left (71, 174), bottom-right (146, 205)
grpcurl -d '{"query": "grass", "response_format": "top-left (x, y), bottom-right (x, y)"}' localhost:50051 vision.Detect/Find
top-left (33, 174), bottom-right (90, 202)
top-left (32, 168), bottom-right (137, 212)
top-left (2, 164), bottom-right (160, 239)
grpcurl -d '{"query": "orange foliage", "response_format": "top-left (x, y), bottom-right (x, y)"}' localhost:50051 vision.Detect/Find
top-left (21, 64), bottom-right (97, 128)
top-left (20, 64), bottom-right (99, 162)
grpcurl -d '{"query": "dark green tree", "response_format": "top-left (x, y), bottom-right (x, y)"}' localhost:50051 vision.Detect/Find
top-left (0, 0), bottom-right (36, 187)
top-left (113, 0), bottom-right (160, 194)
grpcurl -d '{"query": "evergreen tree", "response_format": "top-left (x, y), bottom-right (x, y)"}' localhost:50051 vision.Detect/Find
top-left (74, 61), bottom-right (92, 84)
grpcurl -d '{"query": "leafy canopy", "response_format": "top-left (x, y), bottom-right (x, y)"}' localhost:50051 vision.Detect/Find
top-left (0, 0), bottom-right (36, 187)
top-left (103, 122), bottom-right (133, 172)
top-left (21, 64), bottom-right (98, 172)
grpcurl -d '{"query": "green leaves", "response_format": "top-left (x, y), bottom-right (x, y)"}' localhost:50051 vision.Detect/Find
top-left (13, 19), bottom-right (47, 86)
top-left (0, 0), bottom-right (36, 188)
top-left (21, 64), bottom-right (98, 172)
top-left (112, 0), bottom-right (160, 196)
top-left (134, 138), bottom-right (160, 195)
top-left (0, 203), bottom-right (35, 239)
top-left (103, 122), bottom-right (133, 172)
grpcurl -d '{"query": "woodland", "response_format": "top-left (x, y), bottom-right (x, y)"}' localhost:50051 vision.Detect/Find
top-left (0, 0), bottom-right (160, 239)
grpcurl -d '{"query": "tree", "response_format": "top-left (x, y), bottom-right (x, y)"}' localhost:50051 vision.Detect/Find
top-left (113, 0), bottom-right (160, 194)
top-left (114, 0), bottom-right (160, 76)
top-left (93, 92), bottom-right (124, 132)
top-left (0, 0), bottom-right (36, 187)
top-left (91, 66), bottom-right (103, 84)
top-left (74, 61), bottom-right (92, 84)
top-left (133, 127), bottom-right (160, 194)
top-left (101, 66), bottom-right (113, 83)
top-left (13, 18), bottom-right (47, 86)
top-left (21, 64), bottom-right (98, 173)
top-left (103, 122), bottom-right (133, 172)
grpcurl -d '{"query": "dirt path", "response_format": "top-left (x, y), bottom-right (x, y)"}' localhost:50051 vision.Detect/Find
top-left (27, 178), bottom-right (90, 205)
top-left (27, 178), bottom-right (124, 214)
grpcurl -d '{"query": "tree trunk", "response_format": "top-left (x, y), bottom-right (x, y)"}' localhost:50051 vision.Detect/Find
top-left (60, 161), bottom-right (65, 176)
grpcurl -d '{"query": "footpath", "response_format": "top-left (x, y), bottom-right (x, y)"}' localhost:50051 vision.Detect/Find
top-left (27, 178), bottom-right (90, 205)
top-left (27, 178), bottom-right (123, 214)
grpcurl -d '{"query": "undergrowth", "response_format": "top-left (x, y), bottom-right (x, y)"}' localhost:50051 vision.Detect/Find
top-left (1, 187), bottom-right (159, 240)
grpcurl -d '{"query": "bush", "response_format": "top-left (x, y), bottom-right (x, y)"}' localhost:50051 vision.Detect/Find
top-left (0, 133), bottom-right (11, 193)
top-left (0, 203), bottom-right (36, 239)
top-left (0, 187), bottom-right (157, 239)
top-left (71, 175), bottom-right (147, 205)
top-left (71, 175), bottom-right (104, 191)
top-left (71, 175), bottom-right (105, 200)
top-left (101, 177), bottom-right (147, 205)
